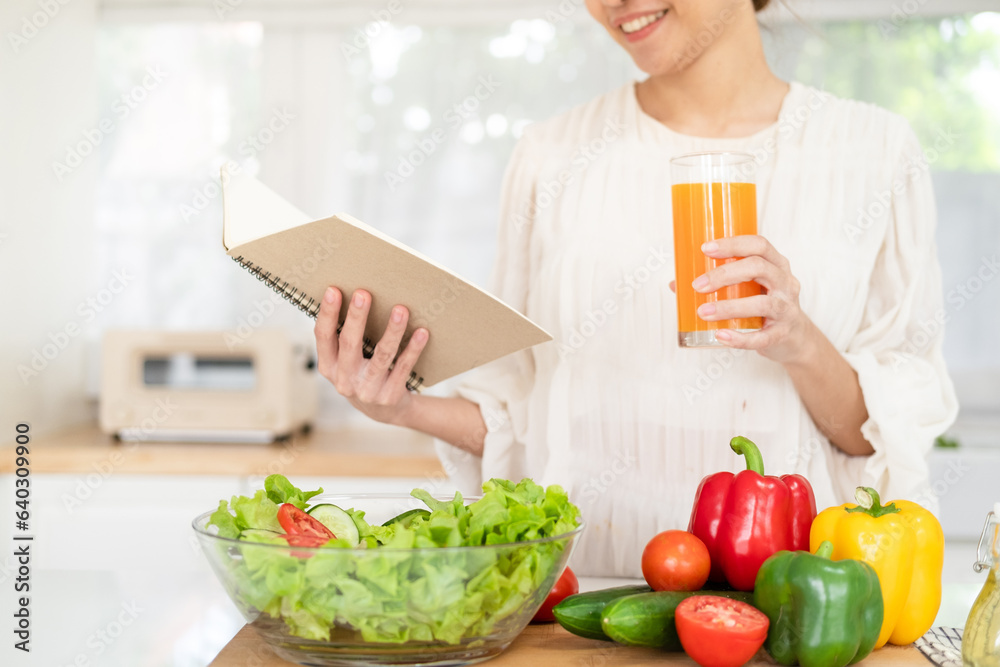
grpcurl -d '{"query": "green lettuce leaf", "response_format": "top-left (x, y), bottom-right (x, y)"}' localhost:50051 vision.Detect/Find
top-left (264, 474), bottom-right (323, 509)
top-left (231, 490), bottom-right (283, 533)
top-left (209, 500), bottom-right (241, 539)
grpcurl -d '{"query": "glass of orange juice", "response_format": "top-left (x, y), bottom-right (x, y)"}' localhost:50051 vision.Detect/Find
top-left (671, 151), bottom-right (762, 348)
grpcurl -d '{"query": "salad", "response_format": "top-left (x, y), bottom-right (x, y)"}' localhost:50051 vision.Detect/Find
top-left (204, 475), bottom-right (581, 644)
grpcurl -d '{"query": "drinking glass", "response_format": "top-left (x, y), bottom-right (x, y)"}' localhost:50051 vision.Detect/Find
top-left (671, 151), bottom-right (763, 348)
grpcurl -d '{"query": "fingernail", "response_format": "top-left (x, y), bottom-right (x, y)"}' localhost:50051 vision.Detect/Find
top-left (698, 303), bottom-right (716, 317)
top-left (324, 287), bottom-right (335, 304)
top-left (391, 307), bottom-right (403, 323)
top-left (353, 292), bottom-right (365, 307)
top-left (692, 275), bottom-right (709, 291)
top-left (702, 241), bottom-right (719, 253)
top-left (413, 329), bottom-right (428, 343)
top-left (715, 330), bottom-right (732, 341)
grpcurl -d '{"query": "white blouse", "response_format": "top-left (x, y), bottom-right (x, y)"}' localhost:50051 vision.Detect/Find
top-left (434, 81), bottom-right (959, 577)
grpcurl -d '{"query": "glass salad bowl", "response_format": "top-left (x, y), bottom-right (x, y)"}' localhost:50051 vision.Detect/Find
top-left (193, 493), bottom-right (583, 666)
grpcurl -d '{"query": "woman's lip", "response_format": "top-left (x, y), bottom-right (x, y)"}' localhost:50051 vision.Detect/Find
top-left (621, 11), bottom-right (667, 42)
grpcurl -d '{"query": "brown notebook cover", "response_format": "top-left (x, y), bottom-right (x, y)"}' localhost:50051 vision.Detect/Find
top-left (221, 172), bottom-right (551, 389)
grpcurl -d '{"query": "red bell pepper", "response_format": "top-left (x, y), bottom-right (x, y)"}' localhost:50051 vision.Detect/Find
top-left (687, 436), bottom-right (816, 591)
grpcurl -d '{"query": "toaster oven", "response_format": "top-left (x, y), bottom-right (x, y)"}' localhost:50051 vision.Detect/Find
top-left (99, 329), bottom-right (317, 443)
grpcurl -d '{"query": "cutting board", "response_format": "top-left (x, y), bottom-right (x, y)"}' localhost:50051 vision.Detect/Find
top-left (209, 622), bottom-right (931, 666)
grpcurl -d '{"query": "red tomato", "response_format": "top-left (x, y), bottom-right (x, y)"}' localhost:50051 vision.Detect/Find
top-left (675, 596), bottom-right (769, 667)
top-left (531, 567), bottom-right (579, 623)
top-left (641, 530), bottom-right (711, 591)
top-left (281, 533), bottom-right (329, 548)
top-left (277, 503), bottom-right (335, 540)
top-left (280, 533), bottom-right (329, 559)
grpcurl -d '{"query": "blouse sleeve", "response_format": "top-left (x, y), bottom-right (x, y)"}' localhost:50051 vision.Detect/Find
top-left (834, 122), bottom-right (959, 508)
top-left (433, 134), bottom-right (542, 493)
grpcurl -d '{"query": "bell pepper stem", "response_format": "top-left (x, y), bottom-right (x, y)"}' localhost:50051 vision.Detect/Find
top-left (814, 540), bottom-right (834, 559)
top-left (730, 436), bottom-right (765, 475)
top-left (845, 486), bottom-right (901, 517)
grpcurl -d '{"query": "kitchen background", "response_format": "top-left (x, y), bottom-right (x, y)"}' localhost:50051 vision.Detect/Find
top-left (1, 0), bottom-right (999, 665)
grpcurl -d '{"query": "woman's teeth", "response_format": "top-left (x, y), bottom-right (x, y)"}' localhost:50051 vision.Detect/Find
top-left (621, 10), bottom-right (666, 35)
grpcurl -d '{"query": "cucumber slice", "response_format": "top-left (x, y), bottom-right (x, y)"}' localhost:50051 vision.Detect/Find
top-left (307, 504), bottom-right (360, 547)
top-left (382, 508), bottom-right (431, 528)
top-left (239, 529), bottom-right (284, 542)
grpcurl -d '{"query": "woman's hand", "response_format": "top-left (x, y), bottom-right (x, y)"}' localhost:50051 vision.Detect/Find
top-left (692, 235), bottom-right (817, 364)
top-left (314, 286), bottom-right (429, 425)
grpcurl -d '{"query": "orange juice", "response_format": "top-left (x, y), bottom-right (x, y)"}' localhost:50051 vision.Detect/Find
top-left (671, 181), bottom-right (762, 337)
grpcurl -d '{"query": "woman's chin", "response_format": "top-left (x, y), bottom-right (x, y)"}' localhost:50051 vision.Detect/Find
top-left (627, 50), bottom-right (689, 78)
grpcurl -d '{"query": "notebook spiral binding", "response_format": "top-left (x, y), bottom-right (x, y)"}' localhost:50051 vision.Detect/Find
top-left (231, 255), bottom-right (424, 391)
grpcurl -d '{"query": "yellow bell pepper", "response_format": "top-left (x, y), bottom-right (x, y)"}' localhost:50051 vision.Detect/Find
top-left (810, 486), bottom-right (944, 648)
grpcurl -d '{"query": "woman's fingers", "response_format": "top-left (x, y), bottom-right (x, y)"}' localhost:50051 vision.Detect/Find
top-left (703, 235), bottom-right (790, 271)
top-left (314, 287), bottom-right (342, 379)
top-left (692, 235), bottom-right (794, 293)
top-left (362, 305), bottom-right (410, 385)
top-left (387, 328), bottom-right (429, 389)
top-left (313, 288), bottom-right (425, 423)
top-left (690, 235), bottom-right (810, 361)
top-left (336, 289), bottom-right (371, 388)
top-left (697, 294), bottom-right (794, 322)
top-left (713, 326), bottom-right (779, 350)
top-left (693, 255), bottom-right (784, 293)
top-left (317, 288), bottom-right (423, 398)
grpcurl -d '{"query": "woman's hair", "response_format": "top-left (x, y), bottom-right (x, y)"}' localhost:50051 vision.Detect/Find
top-left (753, 0), bottom-right (771, 11)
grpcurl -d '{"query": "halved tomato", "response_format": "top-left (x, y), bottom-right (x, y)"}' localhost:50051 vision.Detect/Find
top-left (675, 596), bottom-right (769, 667)
top-left (277, 503), bottom-right (335, 540)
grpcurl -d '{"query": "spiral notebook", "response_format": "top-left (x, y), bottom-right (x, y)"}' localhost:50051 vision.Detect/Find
top-left (221, 172), bottom-right (552, 389)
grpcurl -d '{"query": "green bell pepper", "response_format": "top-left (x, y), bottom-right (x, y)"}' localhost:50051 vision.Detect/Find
top-left (753, 541), bottom-right (883, 667)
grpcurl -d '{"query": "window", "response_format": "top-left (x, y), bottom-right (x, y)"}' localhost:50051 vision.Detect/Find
top-left (761, 12), bottom-right (1000, 430)
top-left (94, 9), bottom-right (1000, 430)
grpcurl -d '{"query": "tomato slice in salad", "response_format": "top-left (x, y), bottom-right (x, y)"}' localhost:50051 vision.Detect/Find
top-left (282, 533), bottom-right (329, 548)
top-left (277, 503), bottom-right (335, 541)
top-left (675, 596), bottom-right (769, 667)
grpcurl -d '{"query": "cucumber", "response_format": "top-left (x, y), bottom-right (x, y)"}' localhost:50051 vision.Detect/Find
top-left (551, 585), bottom-right (653, 640)
top-left (382, 508), bottom-right (431, 528)
top-left (307, 504), bottom-right (361, 547)
top-left (601, 590), bottom-right (755, 649)
top-left (239, 529), bottom-right (283, 542)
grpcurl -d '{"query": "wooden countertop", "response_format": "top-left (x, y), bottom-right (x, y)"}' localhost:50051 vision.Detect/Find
top-left (210, 622), bottom-right (929, 666)
top-left (0, 423), bottom-right (444, 477)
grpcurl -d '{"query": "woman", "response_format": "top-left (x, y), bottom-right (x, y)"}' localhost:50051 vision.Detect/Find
top-left (313, 0), bottom-right (958, 576)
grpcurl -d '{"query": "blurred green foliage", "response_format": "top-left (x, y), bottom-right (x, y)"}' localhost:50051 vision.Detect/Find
top-left (792, 13), bottom-right (1000, 172)
top-left (935, 435), bottom-right (960, 448)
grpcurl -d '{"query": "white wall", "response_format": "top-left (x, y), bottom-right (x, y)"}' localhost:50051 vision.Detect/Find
top-left (0, 1), bottom-right (99, 437)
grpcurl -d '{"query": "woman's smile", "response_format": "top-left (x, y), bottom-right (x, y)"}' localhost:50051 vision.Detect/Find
top-left (615, 9), bottom-right (669, 42)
